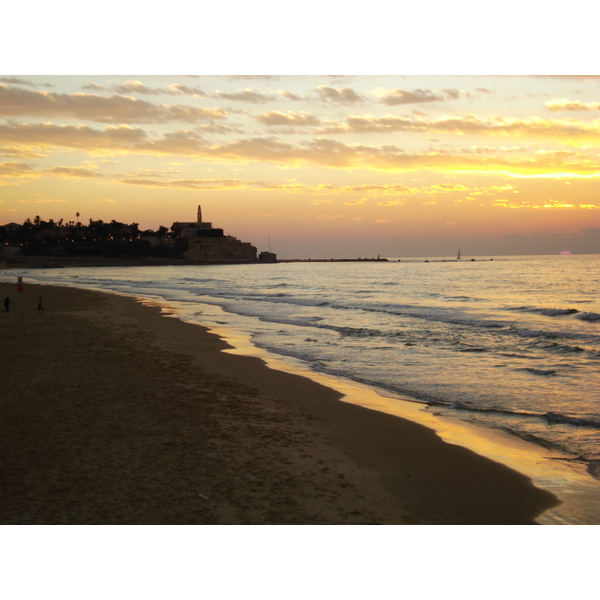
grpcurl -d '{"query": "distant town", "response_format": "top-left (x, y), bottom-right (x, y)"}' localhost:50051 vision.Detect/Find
top-left (1, 205), bottom-right (400, 267)
top-left (1, 206), bottom-right (277, 265)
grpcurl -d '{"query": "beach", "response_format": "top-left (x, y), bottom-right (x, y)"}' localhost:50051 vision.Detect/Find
top-left (0, 281), bottom-right (559, 524)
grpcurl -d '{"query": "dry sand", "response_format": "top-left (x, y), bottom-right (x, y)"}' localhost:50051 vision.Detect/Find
top-left (0, 281), bottom-right (559, 524)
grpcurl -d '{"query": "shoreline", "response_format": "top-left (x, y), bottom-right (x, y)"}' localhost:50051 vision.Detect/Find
top-left (0, 255), bottom-right (260, 269)
top-left (0, 281), bottom-right (560, 524)
top-left (169, 306), bottom-right (600, 525)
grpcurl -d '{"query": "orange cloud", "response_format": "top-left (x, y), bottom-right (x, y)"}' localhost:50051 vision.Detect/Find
top-left (2, 121), bottom-right (599, 178)
top-left (44, 166), bottom-right (103, 178)
top-left (0, 122), bottom-right (147, 153)
top-left (545, 99), bottom-right (600, 111)
top-left (339, 183), bottom-right (413, 195)
top-left (379, 88), bottom-right (444, 105)
top-left (0, 145), bottom-right (46, 158)
top-left (315, 86), bottom-right (364, 104)
top-left (109, 80), bottom-right (206, 98)
top-left (319, 113), bottom-right (600, 141)
top-left (493, 199), bottom-right (599, 209)
top-left (0, 85), bottom-right (226, 123)
top-left (429, 183), bottom-right (470, 191)
top-left (214, 88), bottom-right (275, 103)
top-left (255, 111), bottom-right (320, 126)
top-left (376, 87), bottom-right (482, 106)
top-left (276, 90), bottom-right (303, 101)
top-left (118, 177), bottom-right (247, 190)
top-left (257, 182), bottom-right (335, 193)
top-left (0, 161), bottom-right (36, 177)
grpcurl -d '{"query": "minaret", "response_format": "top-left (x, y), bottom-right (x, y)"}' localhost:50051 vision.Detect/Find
top-left (197, 205), bottom-right (202, 223)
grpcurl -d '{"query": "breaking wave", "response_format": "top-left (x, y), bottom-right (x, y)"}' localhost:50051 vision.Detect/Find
top-left (546, 412), bottom-right (600, 428)
top-left (541, 308), bottom-right (579, 316)
top-left (508, 305), bottom-right (600, 322)
top-left (578, 312), bottom-right (600, 322)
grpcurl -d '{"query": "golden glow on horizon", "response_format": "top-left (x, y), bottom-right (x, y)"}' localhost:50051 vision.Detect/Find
top-left (492, 199), bottom-right (595, 209)
top-left (474, 171), bottom-right (600, 179)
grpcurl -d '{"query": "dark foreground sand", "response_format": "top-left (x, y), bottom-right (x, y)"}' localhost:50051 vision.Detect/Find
top-left (0, 281), bottom-right (560, 524)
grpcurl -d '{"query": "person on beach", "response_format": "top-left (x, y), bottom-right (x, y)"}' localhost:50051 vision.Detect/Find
top-left (38, 296), bottom-right (44, 311)
top-left (4, 297), bottom-right (9, 311)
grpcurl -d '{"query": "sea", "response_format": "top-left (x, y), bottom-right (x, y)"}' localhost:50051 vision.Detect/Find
top-left (5, 254), bottom-right (600, 524)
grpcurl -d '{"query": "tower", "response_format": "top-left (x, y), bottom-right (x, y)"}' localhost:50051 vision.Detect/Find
top-left (197, 205), bottom-right (202, 223)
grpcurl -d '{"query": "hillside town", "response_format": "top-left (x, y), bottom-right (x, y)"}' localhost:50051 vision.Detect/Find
top-left (1, 206), bottom-right (277, 265)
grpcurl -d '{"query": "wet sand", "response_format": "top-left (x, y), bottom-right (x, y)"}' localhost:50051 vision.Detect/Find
top-left (0, 281), bottom-right (559, 524)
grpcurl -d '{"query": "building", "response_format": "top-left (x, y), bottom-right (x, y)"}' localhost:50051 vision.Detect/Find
top-left (258, 251), bottom-right (277, 262)
top-left (172, 206), bottom-right (257, 262)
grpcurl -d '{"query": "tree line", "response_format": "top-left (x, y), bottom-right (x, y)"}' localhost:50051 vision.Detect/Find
top-left (1, 216), bottom-right (188, 259)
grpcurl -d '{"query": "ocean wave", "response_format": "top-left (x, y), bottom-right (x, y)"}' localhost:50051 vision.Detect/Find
top-left (464, 320), bottom-right (505, 328)
top-left (511, 306), bottom-right (600, 325)
top-left (508, 305), bottom-right (582, 317)
top-left (517, 328), bottom-right (546, 337)
top-left (500, 428), bottom-right (566, 451)
top-left (181, 277), bottom-right (216, 284)
top-left (499, 352), bottom-right (536, 359)
top-left (247, 295), bottom-right (329, 307)
top-left (540, 308), bottom-right (579, 316)
top-left (446, 295), bottom-right (484, 302)
top-left (546, 412), bottom-right (600, 428)
top-left (535, 341), bottom-right (585, 354)
top-left (218, 292), bottom-right (511, 332)
top-left (578, 312), bottom-right (600, 322)
top-left (516, 328), bottom-right (563, 339)
top-left (334, 326), bottom-right (383, 338)
top-left (361, 304), bottom-right (508, 329)
top-left (446, 401), bottom-right (539, 418)
top-left (521, 367), bottom-right (558, 377)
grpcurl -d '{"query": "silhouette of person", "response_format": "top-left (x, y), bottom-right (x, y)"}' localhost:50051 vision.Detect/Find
top-left (4, 297), bottom-right (9, 311)
top-left (38, 296), bottom-right (44, 311)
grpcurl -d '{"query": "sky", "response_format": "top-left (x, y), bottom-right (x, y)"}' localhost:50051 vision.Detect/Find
top-left (1, 73), bottom-right (599, 258)
top-left (1, 0), bottom-right (599, 259)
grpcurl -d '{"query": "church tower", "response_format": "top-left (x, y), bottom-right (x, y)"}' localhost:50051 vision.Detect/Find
top-left (197, 205), bottom-right (202, 223)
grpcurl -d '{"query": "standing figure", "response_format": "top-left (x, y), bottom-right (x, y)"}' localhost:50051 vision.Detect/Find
top-left (4, 297), bottom-right (9, 311)
top-left (38, 296), bottom-right (44, 311)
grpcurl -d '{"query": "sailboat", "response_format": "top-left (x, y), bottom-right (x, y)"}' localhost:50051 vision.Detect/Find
top-left (457, 249), bottom-right (461, 260)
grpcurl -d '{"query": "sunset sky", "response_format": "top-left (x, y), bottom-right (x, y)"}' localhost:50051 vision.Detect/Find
top-left (1, 74), bottom-right (599, 258)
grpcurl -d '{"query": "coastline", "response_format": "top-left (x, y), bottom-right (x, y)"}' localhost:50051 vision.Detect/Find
top-left (0, 255), bottom-right (254, 269)
top-left (0, 281), bottom-right (560, 524)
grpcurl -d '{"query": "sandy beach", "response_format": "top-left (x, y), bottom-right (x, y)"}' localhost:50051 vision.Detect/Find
top-left (0, 281), bottom-right (559, 524)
